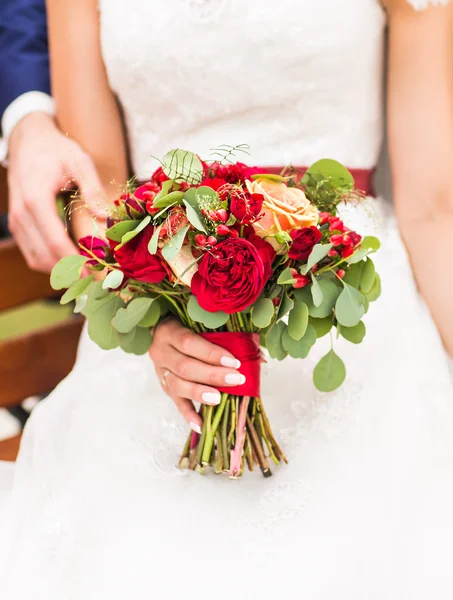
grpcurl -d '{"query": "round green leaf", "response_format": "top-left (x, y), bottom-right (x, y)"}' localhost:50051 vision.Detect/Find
top-left (162, 149), bottom-right (203, 184)
top-left (153, 191), bottom-right (185, 209)
top-left (301, 243), bottom-right (333, 275)
top-left (88, 297), bottom-right (125, 350)
top-left (251, 298), bottom-right (275, 329)
top-left (343, 262), bottom-right (364, 289)
top-left (265, 321), bottom-right (287, 360)
top-left (119, 327), bottom-right (153, 355)
top-left (302, 159), bottom-right (355, 189)
top-left (361, 236), bottom-right (381, 251)
top-left (282, 325), bottom-right (316, 359)
top-left (366, 273), bottom-right (381, 303)
top-left (311, 275), bottom-right (324, 308)
top-left (105, 220), bottom-right (139, 243)
top-left (335, 283), bottom-right (365, 327)
top-left (74, 294), bottom-right (88, 314)
top-left (277, 266), bottom-right (297, 285)
top-left (277, 293), bottom-right (294, 320)
top-left (360, 258), bottom-right (375, 294)
top-left (309, 316), bottom-right (333, 339)
top-left (295, 278), bottom-right (341, 319)
top-left (50, 255), bottom-right (89, 290)
top-left (346, 248), bottom-right (371, 264)
top-left (60, 275), bottom-right (94, 305)
top-left (187, 295), bottom-right (229, 329)
top-left (138, 300), bottom-right (161, 328)
top-left (161, 225), bottom-right (190, 262)
top-left (183, 199), bottom-right (207, 234)
top-left (112, 297), bottom-right (154, 333)
top-left (288, 301), bottom-right (309, 340)
top-left (102, 270), bottom-right (124, 290)
top-left (338, 321), bottom-right (366, 344)
top-left (313, 349), bottom-right (346, 392)
top-left (81, 280), bottom-right (110, 318)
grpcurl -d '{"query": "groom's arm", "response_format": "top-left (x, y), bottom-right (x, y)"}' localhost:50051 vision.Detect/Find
top-left (0, 0), bottom-right (105, 273)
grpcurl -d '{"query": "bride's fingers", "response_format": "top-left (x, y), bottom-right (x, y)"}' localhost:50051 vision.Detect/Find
top-left (164, 371), bottom-right (222, 407)
top-left (155, 368), bottom-right (201, 431)
top-left (165, 350), bottom-right (245, 389)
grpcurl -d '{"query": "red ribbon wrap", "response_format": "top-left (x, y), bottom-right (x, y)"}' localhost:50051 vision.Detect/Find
top-left (200, 332), bottom-right (261, 397)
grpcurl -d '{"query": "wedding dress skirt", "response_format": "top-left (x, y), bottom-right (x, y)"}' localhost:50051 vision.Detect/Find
top-left (1, 197), bottom-right (453, 599)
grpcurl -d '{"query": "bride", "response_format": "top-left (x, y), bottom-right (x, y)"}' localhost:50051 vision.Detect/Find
top-left (2, 0), bottom-right (453, 597)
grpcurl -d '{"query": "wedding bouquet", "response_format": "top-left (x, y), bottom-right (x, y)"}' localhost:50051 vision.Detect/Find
top-left (51, 148), bottom-right (381, 478)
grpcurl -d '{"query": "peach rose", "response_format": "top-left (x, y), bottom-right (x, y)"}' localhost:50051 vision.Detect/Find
top-left (246, 177), bottom-right (319, 251)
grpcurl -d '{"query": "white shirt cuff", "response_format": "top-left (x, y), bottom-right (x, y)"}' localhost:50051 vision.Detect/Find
top-left (0, 91), bottom-right (56, 164)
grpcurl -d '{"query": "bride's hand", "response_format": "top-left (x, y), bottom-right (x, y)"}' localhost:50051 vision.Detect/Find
top-left (149, 319), bottom-right (244, 433)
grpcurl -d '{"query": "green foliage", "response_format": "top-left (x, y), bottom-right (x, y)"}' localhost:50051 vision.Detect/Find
top-left (119, 327), bottom-right (153, 355)
top-left (343, 262), bottom-right (364, 289)
top-left (309, 316), bottom-right (333, 338)
top-left (265, 321), bottom-right (287, 360)
top-left (162, 149), bottom-right (203, 185)
top-left (277, 267), bottom-right (297, 285)
top-left (313, 349), bottom-right (346, 392)
top-left (335, 282), bottom-right (365, 327)
top-left (360, 258), bottom-right (376, 294)
top-left (301, 243), bottom-right (333, 275)
top-left (295, 278), bottom-right (341, 318)
top-left (88, 296), bottom-right (125, 350)
top-left (361, 236), bottom-right (381, 251)
top-left (187, 295), bottom-right (229, 328)
top-left (115, 216), bottom-right (151, 250)
top-left (287, 300), bottom-right (309, 340)
top-left (346, 248), bottom-right (371, 264)
top-left (161, 225), bottom-right (190, 262)
top-left (282, 324), bottom-right (316, 359)
top-left (366, 273), bottom-right (381, 302)
top-left (138, 300), bottom-right (161, 328)
top-left (311, 274), bottom-right (324, 308)
top-left (105, 220), bottom-right (139, 243)
top-left (338, 321), bottom-right (366, 344)
top-left (302, 159), bottom-right (355, 189)
top-left (50, 255), bottom-right (89, 290)
top-left (102, 270), bottom-right (124, 290)
top-left (251, 298), bottom-right (275, 328)
top-left (60, 275), bottom-right (94, 305)
top-left (111, 297), bottom-right (155, 333)
top-left (153, 191), bottom-right (185, 209)
top-left (183, 199), bottom-right (207, 234)
top-left (80, 281), bottom-right (110, 318)
top-left (251, 173), bottom-right (287, 182)
top-left (277, 292), bottom-right (294, 319)
top-left (147, 225), bottom-right (161, 255)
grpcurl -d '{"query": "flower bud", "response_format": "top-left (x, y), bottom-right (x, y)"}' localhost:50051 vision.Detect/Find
top-left (216, 209), bottom-right (229, 223)
top-left (207, 236), bottom-right (218, 246)
top-left (327, 249), bottom-right (338, 257)
top-left (194, 234), bottom-right (208, 247)
top-left (330, 234), bottom-right (344, 247)
top-left (337, 269), bottom-right (346, 279)
top-left (216, 224), bottom-right (230, 236)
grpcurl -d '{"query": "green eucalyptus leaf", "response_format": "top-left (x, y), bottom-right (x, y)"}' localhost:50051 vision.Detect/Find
top-left (50, 255), bottom-right (89, 290)
top-left (88, 297), bottom-right (125, 350)
top-left (183, 199), bottom-right (207, 234)
top-left (335, 282), bottom-right (366, 327)
top-left (277, 292), bottom-right (294, 320)
top-left (80, 280), bottom-right (110, 318)
top-left (265, 321), bottom-right (287, 360)
top-left (361, 236), bottom-right (381, 251)
top-left (338, 321), bottom-right (366, 344)
top-left (60, 275), bottom-right (94, 305)
top-left (282, 324), bottom-right (316, 359)
top-left (115, 216), bottom-right (151, 250)
top-left (294, 278), bottom-right (341, 319)
top-left (153, 191), bottom-right (185, 209)
top-left (311, 274), bottom-right (324, 308)
top-left (251, 173), bottom-right (288, 182)
top-left (74, 294), bottom-right (88, 314)
top-left (277, 267), bottom-right (297, 285)
top-left (111, 297), bottom-right (154, 333)
top-left (148, 225), bottom-right (161, 255)
top-left (288, 301), bottom-right (309, 340)
top-left (196, 186), bottom-right (220, 205)
top-left (162, 149), bottom-right (203, 184)
top-left (366, 273), bottom-right (382, 302)
top-left (360, 258), bottom-right (376, 294)
top-left (118, 326), bottom-right (153, 355)
top-left (313, 349), bottom-right (346, 392)
top-left (105, 220), bottom-right (140, 243)
top-left (102, 270), bottom-right (124, 290)
top-left (309, 316), bottom-right (333, 338)
top-left (302, 159), bottom-right (355, 189)
top-left (346, 248), bottom-right (371, 264)
top-left (343, 261), bottom-right (364, 289)
top-left (161, 225), bottom-right (190, 262)
top-left (301, 243), bottom-right (333, 275)
top-left (138, 300), bottom-right (161, 328)
top-left (251, 298), bottom-right (275, 329)
top-left (187, 295), bottom-right (229, 328)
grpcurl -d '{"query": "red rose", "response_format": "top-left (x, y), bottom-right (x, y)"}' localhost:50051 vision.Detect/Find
top-left (191, 238), bottom-right (267, 313)
top-left (150, 166), bottom-right (169, 185)
top-left (288, 226), bottom-right (322, 261)
top-left (79, 236), bottom-right (109, 266)
top-left (199, 177), bottom-right (230, 200)
top-left (205, 162), bottom-right (268, 184)
top-left (244, 229), bottom-right (276, 280)
top-left (113, 227), bottom-right (169, 284)
top-left (230, 190), bottom-right (264, 225)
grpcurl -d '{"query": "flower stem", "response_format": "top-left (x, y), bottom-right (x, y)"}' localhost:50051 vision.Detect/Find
top-left (229, 396), bottom-right (251, 478)
top-left (201, 394), bottom-right (228, 465)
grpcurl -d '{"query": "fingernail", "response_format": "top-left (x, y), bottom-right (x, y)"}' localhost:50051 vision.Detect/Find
top-left (225, 373), bottom-right (246, 385)
top-left (221, 356), bottom-right (241, 369)
top-left (190, 422), bottom-right (202, 435)
top-left (201, 392), bottom-right (221, 405)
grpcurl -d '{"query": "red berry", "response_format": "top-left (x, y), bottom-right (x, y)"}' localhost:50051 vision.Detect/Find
top-left (342, 234), bottom-right (353, 247)
top-left (194, 234), bottom-right (207, 247)
top-left (319, 212), bottom-right (331, 225)
top-left (216, 209), bottom-right (229, 223)
top-left (228, 228), bottom-right (239, 238)
top-left (342, 247), bottom-right (355, 259)
top-left (327, 249), bottom-right (338, 258)
top-left (337, 269), bottom-right (346, 279)
top-left (207, 236), bottom-right (218, 246)
top-left (311, 265), bottom-right (319, 274)
top-left (349, 231), bottom-right (362, 246)
top-left (293, 274), bottom-right (311, 289)
top-left (145, 181), bottom-right (159, 191)
top-left (209, 210), bottom-right (220, 222)
top-left (142, 190), bottom-right (156, 201)
top-left (330, 234), bottom-right (344, 247)
top-left (145, 200), bottom-right (160, 215)
top-left (272, 298), bottom-right (281, 307)
top-left (329, 219), bottom-right (344, 232)
top-left (216, 224), bottom-right (230, 236)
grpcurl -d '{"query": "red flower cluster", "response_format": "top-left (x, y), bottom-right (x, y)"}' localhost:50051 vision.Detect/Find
top-left (319, 212), bottom-right (362, 259)
top-left (288, 226), bottom-right (322, 261)
top-left (113, 228), bottom-right (169, 284)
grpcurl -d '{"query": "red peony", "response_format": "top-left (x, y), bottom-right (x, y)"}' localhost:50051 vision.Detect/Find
top-left (288, 226), bottom-right (322, 261)
top-left (230, 190), bottom-right (264, 225)
top-left (113, 227), bottom-right (169, 284)
top-left (205, 162), bottom-right (268, 184)
top-left (191, 238), bottom-right (268, 313)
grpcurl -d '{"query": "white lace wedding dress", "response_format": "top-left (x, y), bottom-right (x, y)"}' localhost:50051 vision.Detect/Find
top-left (2, 1), bottom-right (453, 598)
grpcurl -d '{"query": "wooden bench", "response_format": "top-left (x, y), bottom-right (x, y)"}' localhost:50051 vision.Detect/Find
top-left (0, 167), bottom-right (84, 461)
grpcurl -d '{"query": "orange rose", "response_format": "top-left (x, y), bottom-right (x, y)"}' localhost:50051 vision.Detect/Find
top-left (246, 177), bottom-right (319, 251)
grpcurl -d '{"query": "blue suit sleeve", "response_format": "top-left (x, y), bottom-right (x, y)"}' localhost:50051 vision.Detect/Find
top-left (0, 0), bottom-right (50, 129)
